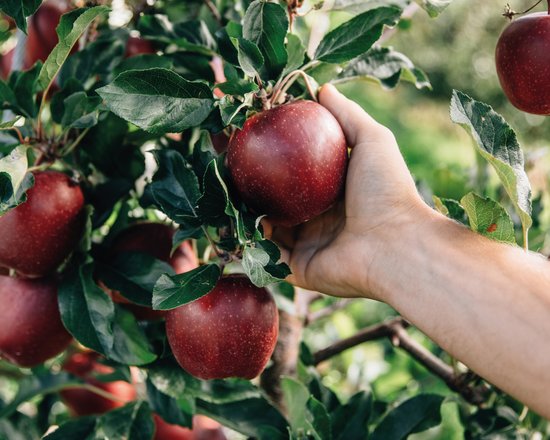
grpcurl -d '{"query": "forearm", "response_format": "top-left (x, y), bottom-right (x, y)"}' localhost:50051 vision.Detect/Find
top-left (371, 206), bottom-right (550, 418)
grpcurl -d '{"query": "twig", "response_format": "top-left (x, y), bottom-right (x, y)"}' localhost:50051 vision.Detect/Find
top-left (306, 298), bottom-right (355, 325)
top-left (204, 0), bottom-right (222, 24)
top-left (314, 318), bottom-right (491, 406)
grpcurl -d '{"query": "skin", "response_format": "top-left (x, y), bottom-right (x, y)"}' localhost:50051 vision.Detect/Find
top-left (0, 171), bottom-right (86, 277)
top-left (102, 222), bottom-right (198, 320)
top-left (268, 84), bottom-right (550, 419)
top-left (227, 100), bottom-right (347, 227)
top-left (496, 13), bottom-right (550, 115)
top-left (166, 275), bottom-right (279, 380)
top-left (61, 351), bottom-right (137, 416)
top-left (0, 276), bottom-right (72, 367)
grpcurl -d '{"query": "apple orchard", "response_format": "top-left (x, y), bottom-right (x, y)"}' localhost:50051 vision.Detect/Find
top-left (0, 0), bottom-right (548, 438)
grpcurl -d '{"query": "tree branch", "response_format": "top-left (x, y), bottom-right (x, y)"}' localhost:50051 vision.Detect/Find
top-left (306, 298), bottom-right (356, 325)
top-left (314, 318), bottom-right (491, 406)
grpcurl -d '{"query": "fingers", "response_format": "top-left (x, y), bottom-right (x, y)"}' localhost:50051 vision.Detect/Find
top-left (318, 83), bottom-right (391, 147)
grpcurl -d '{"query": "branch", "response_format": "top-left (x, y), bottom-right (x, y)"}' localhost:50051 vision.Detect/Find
top-left (314, 318), bottom-right (491, 406)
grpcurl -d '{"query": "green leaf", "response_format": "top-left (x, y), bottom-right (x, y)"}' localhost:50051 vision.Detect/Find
top-left (432, 196), bottom-right (467, 224)
top-left (282, 34), bottom-right (306, 77)
top-left (146, 149), bottom-right (201, 223)
top-left (314, 7), bottom-right (401, 64)
top-left (37, 6), bottom-right (110, 92)
top-left (0, 371), bottom-right (79, 418)
top-left (324, 0), bottom-right (408, 14)
top-left (110, 307), bottom-right (157, 366)
top-left (146, 380), bottom-right (193, 428)
top-left (415, 0), bottom-right (454, 17)
top-left (13, 62), bottom-right (41, 117)
top-left (0, 117), bottom-right (21, 129)
top-left (113, 54), bottom-right (173, 77)
top-left (331, 391), bottom-right (372, 440)
top-left (216, 79), bottom-right (259, 95)
top-left (60, 91), bottom-right (102, 129)
top-left (243, 0), bottom-right (288, 78)
top-left (450, 90), bottom-right (532, 235)
top-left (58, 262), bottom-right (116, 354)
top-left (242, 240), bottom-right (291, 287)
top-left (370, 394), bottom-right (445, 440)
top-left (0, 0), bottom-right (41, 33)
top-left (97, 68), bottom-right (214, 134)
top-left (152, 264), bottom-right (220, 310)
top-left (231, 37), bottom-right (264, 78)
top-left (339, 46), bottom-right (431, 90)
top-left (43, 417), bottom-right (97, 439)
top-left (96, 252), bottom-right (175, 307)
top-left (0, 145), bottom-right (30, 215)
top-left (460, 192), bottom-right (516, 244)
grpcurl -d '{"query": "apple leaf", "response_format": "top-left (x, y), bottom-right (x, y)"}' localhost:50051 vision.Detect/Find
top-left (146, 380), bottom-right (193, 428)
top-left (230, 37), bottom-right (264, 78)
top-left (432, 195), bottom-right (467, 224)
top-left (152, 264), bottom-right (221, 310)
top-left (37, 6), bottom-right (110, 93)
top-left (331, 391), bottom-right (373, 440)
top-left (96, 252), bottom-right (175, 307)
top-left (243, 0), bottom-right (288, 78)
top-left (0, 117), bottom-right (21, 129)
top-left (339, 46), bottom-right (431, 90)
top-left (415, 0), bottom-right (454, 17)
top-left (60, 91), bottom-right (102, 129)
top-left (145, 149), bottom-right (201, 223)
top-left (0, 371), bottom-right (79, 419)
top-left (113, 54), bottom-right (173, 77)
top-left (0, 0), bottom-right (42, 33)
top-left (282, 34), bottom-right (306, 77)
top-left (370, 394), bottom-right (445, 440)
top-left (0, 145), bottom-right (33, 215)
top-left (242, 240), bottom-right (291, 287)
top-left (216, 78), bottom-right (259, 95)
top-left (460, 192), bottom-right (516, 244)
top-left (13, 62), bottom-right (42, 118)
top-left (97, 68), bottom-right (214, 134)
top-left (450, 90), bottom-right (532, 236)
top-left (42, 418), bottom-right (97, 439)
top-left (314, 6), bottom-right (401, 64)
top-left (58, 262), bottom-right (156, 365)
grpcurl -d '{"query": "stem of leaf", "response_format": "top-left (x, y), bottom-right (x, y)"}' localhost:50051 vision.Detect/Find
top-left (79, 384), bottom-right (131, 403)
top-left (522, 224), bottom-right (529, 251)
top-left (59, 127), bottom-right (91, 157)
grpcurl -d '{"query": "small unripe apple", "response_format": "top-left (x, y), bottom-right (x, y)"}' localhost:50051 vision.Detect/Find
top-left (102, 222), bottom-right (198, 320)
top-left (0, 171), bottom-right (86, 277)
top-left (227, 100), bottom-right (347, 226)
top-left (153, 414), bottom-right (226, 440)
top-left (61, 351), bottom-right (137, 416)
top-left (166, 275), bottom-right (279, 380)
top-left (496, 11), bottom-right (550, 114)
top-left (0, 276), bottom-right (72, 367)
top-left (125, 36), bottom-right (155, 58)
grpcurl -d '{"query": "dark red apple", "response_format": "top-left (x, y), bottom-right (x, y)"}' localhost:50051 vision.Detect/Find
top-left (166, 275), bottom-right (279, 380)
top-left (496, 11), bottom-right (550, 114)
top-left (227, 100), bottom-right (347, 227)
top-left (211, 131), bottom-right (229, 154)
top-left (153, 414), bottom-right (226, 440)
top-left (61, 351), bottom-right (137, 416)
top-left (0, 171), bottom-right (86, 277)
top-left (103, 222), bottom-right (198, 320)
top-left (125, 36), bottom-right (155, 58)
top-left (0, 276), bottom-right (72, 367)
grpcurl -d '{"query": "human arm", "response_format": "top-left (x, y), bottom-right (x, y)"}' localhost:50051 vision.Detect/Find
top-left (271, 84), bottom-right (550, 418)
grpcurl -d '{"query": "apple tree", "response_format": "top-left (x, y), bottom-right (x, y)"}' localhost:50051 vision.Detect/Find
top-left (0, 0), bottom-right (547, 438)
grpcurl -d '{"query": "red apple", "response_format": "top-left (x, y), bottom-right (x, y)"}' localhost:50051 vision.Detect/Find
top-left (0, 276), bottom-right (72, 367)
top-left (0, 171), bottom-right (86, 277)
top-left (153, 414), bottom-right (226, 440)
top-left (61, 351), bottom-right (137, 416)
top-left (125, 36), bottom-right (155, 58)
top-left (227, 100), bottom-right (347, 227)
top-left (166, 275), bottom-right (279, 380)
top-left (103, 222), bottom-right (198, 320)
top-left (496, 11), bottom-right (550, 114)
top-left (211, 131), bottom-right (229, 154)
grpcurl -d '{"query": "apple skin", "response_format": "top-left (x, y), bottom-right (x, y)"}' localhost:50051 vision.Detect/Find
top-left (104, 222), bottom-right (198, 320)
top-left (496, 12), bottom-right (550, 115)
top-left (166, 275), bottom-right (279, 380)
top-left (0, 276), bottom-right (72, 367)
top-left (61, 351), bottom-right (137, 416)
top-left (153, 414), bottom-right (226, 440)
top-left (0, 171), bottom-right (86, 277)
top-left (125, 36), bottom-right (155, 58)
top-left (227, 100), bottom-right (348, 227)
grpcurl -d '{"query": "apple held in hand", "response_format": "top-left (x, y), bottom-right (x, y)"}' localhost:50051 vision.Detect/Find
top-left (0, 171), bottom-right (85, 277)
top-left (496, 11), bottom-right (550, 115)
top-left (103, 222), bottom-right (198, 320)
top-left (0, 276), bottom-right (72, 367)
top-left (61, 351), bottom-right (137, 416)
top-left (166, 275), bottom-right (279, 380)
top-left (227, 100), bottom-right (347, 227)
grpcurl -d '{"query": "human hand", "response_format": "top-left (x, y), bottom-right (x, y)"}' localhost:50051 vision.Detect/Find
top-left (266, 84), bottom-right (431, 300)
